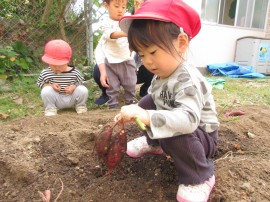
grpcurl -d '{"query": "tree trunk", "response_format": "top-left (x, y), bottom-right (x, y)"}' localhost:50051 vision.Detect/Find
top-left (41, 0), bottom-right (53, 23)
top-left (57, 0), bottom-right (72, 41)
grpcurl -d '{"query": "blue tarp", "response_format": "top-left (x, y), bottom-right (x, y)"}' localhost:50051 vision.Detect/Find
top-left (207, 62), bottom-right (266, 78)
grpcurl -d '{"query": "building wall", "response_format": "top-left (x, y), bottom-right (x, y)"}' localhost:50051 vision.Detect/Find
top-left (184, 0), bottom-right (270, 68)
top-left (266, 3), bottom-right (270, 38)
top-left (189, 24), bottom-right (266, 67)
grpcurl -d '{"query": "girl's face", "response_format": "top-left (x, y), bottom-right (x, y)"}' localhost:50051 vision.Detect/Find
top-left (49, 64), bottom-right (68, 74)
top-left (128, 20), bottom-right (189, 79)
top-left (138, 40), bottom-right (182, 79)
top-left (105, 0), bottom-right (127, 21)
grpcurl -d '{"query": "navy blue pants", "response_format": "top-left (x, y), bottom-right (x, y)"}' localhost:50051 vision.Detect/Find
top-left (93, 64), bottom-right (107, 96)
top-left (139, 94), bottom-right (218, 185)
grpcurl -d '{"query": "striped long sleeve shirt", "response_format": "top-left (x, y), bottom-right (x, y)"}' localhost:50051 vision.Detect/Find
top-left (36, 66), bottom-right (85, 94)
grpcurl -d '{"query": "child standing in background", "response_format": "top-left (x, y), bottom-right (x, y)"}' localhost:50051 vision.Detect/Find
top-left (37, 39), bottom-right (88, 116)
top-left (95, 0), bottom-right (137, 109)
top-left (115, 0), bottom-right (219, 201)
top-left (94, 0), bottom-right (152, 105)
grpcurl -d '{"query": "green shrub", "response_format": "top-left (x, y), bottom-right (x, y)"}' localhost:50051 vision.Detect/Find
top-left (0, 41), bottom-right (37, 76)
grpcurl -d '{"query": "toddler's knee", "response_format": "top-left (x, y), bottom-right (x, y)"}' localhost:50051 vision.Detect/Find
top-left (160, 135), bottom-right (190, 153)
top-left (76, 85), bottom-right (88, 95)
top-left (41, 86), bottom-right (54, 98)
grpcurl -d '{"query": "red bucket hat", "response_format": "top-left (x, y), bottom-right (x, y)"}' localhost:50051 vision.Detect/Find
top-left (119, 0), bottom-right (201, 40)
top-left (42, 39), bottom-right (72, 65)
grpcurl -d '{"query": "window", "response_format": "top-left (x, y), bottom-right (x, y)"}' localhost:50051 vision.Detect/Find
top-left (201, 0), bottom-right (269, 30)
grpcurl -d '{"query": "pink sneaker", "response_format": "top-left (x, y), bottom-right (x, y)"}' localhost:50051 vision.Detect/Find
top-left (176, 175), bottom-right (215, 202)
top-left (126, 136), bottom-right (163, 158)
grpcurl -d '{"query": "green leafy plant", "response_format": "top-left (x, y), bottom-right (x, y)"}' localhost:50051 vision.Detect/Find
top-left (0, 41), bottom-right (36, 76)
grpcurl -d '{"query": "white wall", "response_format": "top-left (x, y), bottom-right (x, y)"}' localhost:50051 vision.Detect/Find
top-left (183, 0), bottom-right (267, 68)
top-left (189, 24), bottom-right (266, 67)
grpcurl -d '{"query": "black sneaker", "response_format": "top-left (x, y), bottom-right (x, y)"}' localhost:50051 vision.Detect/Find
top-left (109, 104), bottom-right (120, 110)
top-left (125, 100), bottom-right (137, 105)
top-left (94, 94), bottom-right (109, 105)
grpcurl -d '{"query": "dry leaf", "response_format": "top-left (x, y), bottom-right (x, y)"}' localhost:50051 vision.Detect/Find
top-left (0, 112), bottom-right (9, 119)
top-left (12, 97), bottom-right (23, 105)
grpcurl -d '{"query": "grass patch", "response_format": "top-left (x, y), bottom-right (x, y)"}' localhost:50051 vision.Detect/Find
top-left (1, 75), bottom-right (270, 122)
top-left (211, 76), bottom-right (270, 107)
top-left (0, 75), bottom-right (103, 122)
top-left (0, 76), bottom-right (43, 121)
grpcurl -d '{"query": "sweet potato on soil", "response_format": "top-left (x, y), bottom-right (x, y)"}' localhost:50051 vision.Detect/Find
top-left (93, 121), bottom-right (127, 173)
top-left (225, 110), bottom-right (246, 117)
top-left (105, 128), bottom-right (127, 172)
top-left (93, 125), bottom-right (113, 160)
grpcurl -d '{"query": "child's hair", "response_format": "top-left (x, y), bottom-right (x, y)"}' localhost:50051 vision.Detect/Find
top-left (103, 0), bottom-right (126, 4)
top-left (128, 19), bottom-right (187, 57)
top-left (130, 6), bottom-right (135, 15)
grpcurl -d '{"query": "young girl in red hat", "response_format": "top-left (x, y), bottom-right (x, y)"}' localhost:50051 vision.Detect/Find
top-left (37, 39), bottom-right (88, 116)
top-left (115, 0), bottom-right (219, 201)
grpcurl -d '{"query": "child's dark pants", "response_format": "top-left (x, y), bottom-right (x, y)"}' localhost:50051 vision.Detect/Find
top-left (138, 94), bottom-right (218, 185)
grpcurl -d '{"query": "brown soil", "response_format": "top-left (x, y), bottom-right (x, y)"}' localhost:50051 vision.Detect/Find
top-left (0, 105), bottom-right (270, 202)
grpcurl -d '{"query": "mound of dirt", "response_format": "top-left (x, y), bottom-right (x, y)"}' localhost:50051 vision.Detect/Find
top-left (0, 106), bottom-right (269, 202)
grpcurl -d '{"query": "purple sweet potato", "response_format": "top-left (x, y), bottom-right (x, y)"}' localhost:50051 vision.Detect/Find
top-left (93, 121), bottom-right (127, 173)
top-left (105, 128), bottom-right (127, 172)
top-left (93, 124), bottom-right (113, 160)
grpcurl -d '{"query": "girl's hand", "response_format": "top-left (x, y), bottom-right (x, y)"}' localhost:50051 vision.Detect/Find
top-left (114, 104), bottom-right (150, 126)
top-left (52, 83), bottom-right (61, 92)
top-left (65, 85), bottom-right (76, 95)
